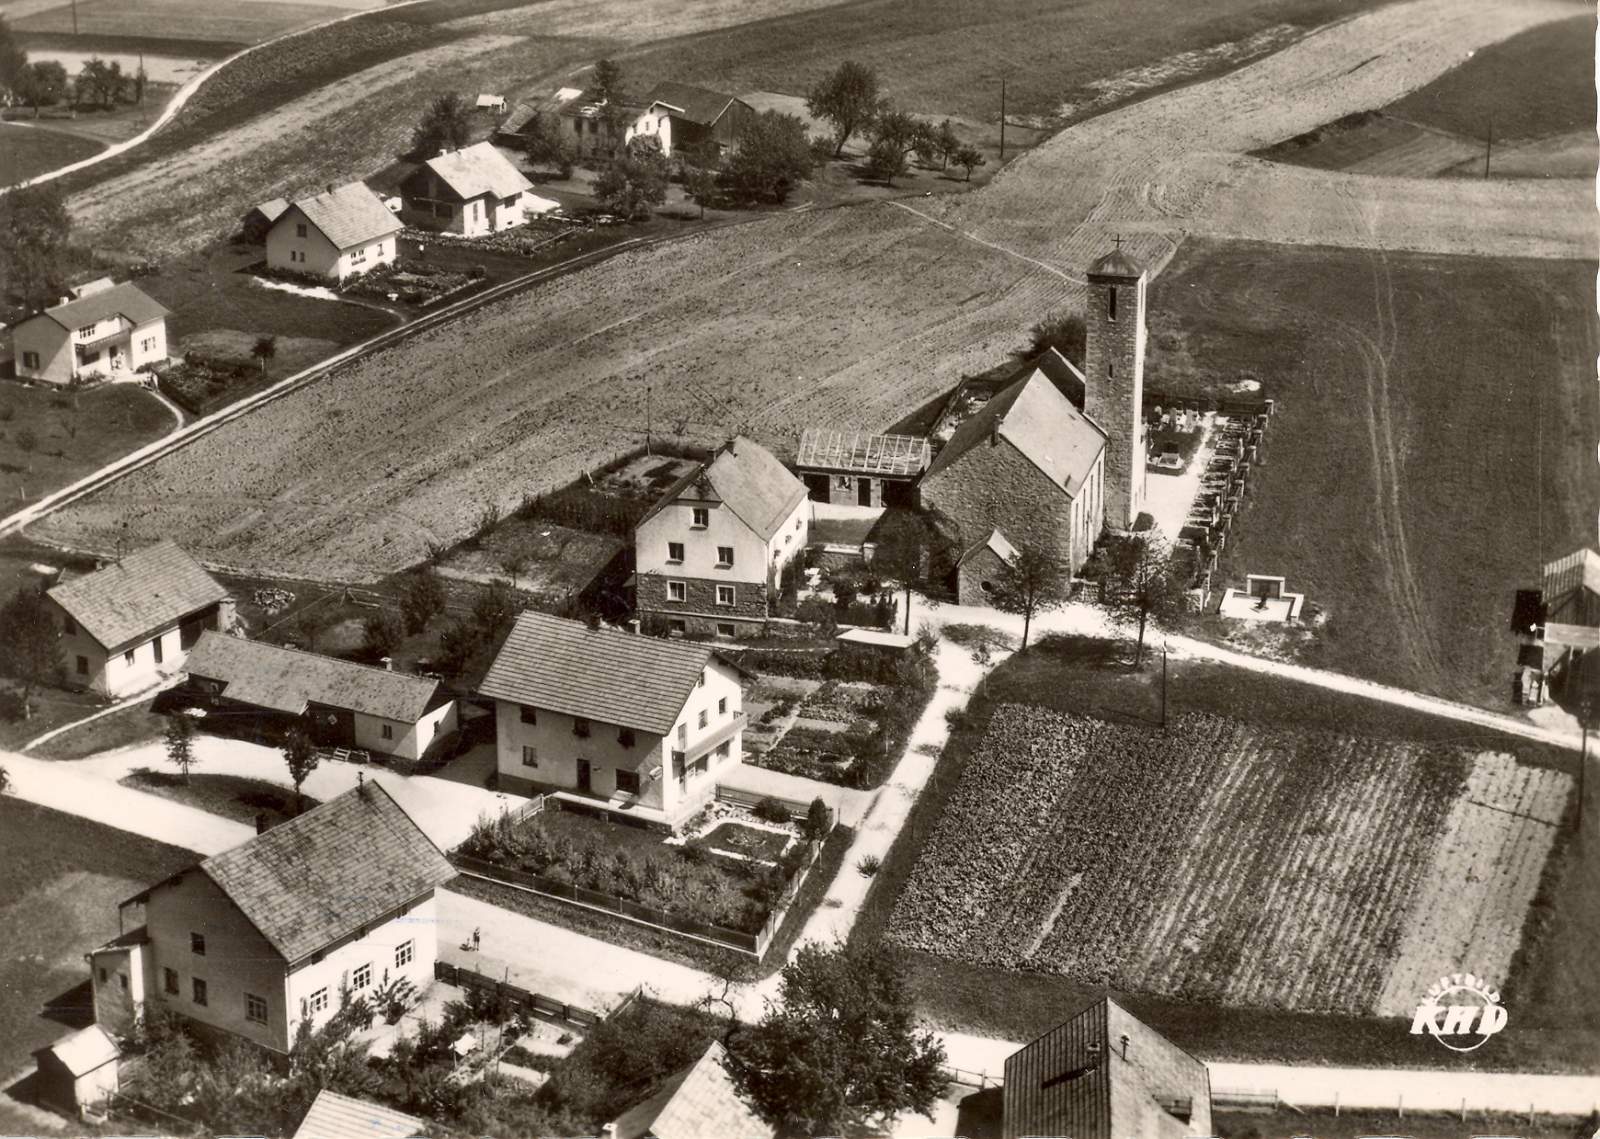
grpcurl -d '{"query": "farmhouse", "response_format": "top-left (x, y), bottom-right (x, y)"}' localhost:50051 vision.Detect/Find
top-left (796, 428), bottom-right (931, 508)
top-left (1002, 997), bottom-right (1212, 1139)
top-left (609, 1041), bottom-right (772, 1139)
top-left (1527, 546), bottom-right (1600, 705)
top-left (549, 86), bottom-right (639, 159)
top-left (47, 540), bottom-right (232, 699)
top-left (181, 631), bottom-right (458, 760)
top-left (291, 1089), bottom-right (427, 1139)
top-left (624, 81), bottom-right (755, 158)
top-left (266, 181), bottom-right (402, 281)
top-left (400, 141), bottom-right (535, 236)
top-left (919, 368), bottom-right (1106, 576)
top-left (88, 782), bottom-right (453, 1053)
top-left (477, 610), bottom-right (747, 827)
top-left (635, 436), bottom-right (810, 637)
top-left (12, 280), bottom-right (169, 385)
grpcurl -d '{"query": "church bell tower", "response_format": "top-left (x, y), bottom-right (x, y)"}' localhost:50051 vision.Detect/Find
top-left (1083, 241), bottom-right (1148, 530)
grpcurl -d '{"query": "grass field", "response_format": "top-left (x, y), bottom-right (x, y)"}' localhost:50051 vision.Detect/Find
top-left (0, 799), bottom-right (194, 1119)
top-left (14, 0), bottom-right (357, 44)
top-left (119, 770), bottom-right (313, 827)
top-left (0, 381), bottom-right (174, 514)
top-left (0, 124), bottom-right (103, 183)
top-left (30, 697), bottom-right (165, 759)
top-left (1146, 239), bottom-right (1599, 708)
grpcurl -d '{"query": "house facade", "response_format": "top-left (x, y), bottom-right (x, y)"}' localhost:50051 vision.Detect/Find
top-left (635, 437), bottom-right (810, 637)
top-left (552, 88), bottom-right (636, 159)
top-left (89, 784), bottom-right (453, 1054)
top-left (399, 142), bottom-right (534, 237)
top-left (182, 631), bottom-right (457, 759)
top-left (919, 369), bottom-right (1106, 577)
top-left (479, 611), bottom-right (746, 827)
top-left (624, 82), bottom-right (755, 158)
top-left (47, 541), bottom-right (232, 698)
top-left (12, 280), bottom-right (169, 385)
top-left (266, 182), bottom-right (402, 281)
top-left (956, 529), bottom-right (1021, 607)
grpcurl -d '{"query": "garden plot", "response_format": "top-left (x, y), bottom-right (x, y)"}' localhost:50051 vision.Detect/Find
top-left (885, 704), bottom-right (1570, 1016)
top-left (752, 679), bottom-right (892, 786)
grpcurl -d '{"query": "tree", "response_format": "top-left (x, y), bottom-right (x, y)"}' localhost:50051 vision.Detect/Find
top-left (75, 57), bottom-right (122, 109)
top-left (723, 110), bottom-right (815, 205)
top-left (989, 541), bottom-right (1070, 650)
top-left (400, 567), bottom-right (446, 634)
top-left (932, 119), bottom-right (960, 170)
top-left (1018, 312), bottom-right (1086, 369)
top-left (251, 335), bottom-right (277, 374)
top-left (953, 144), bottom-right (985, 181)
top-left (497, 551), bottom-right (530, 592)
top-left (0, 183), bottom-right (71, 310)
top-left (362, 608), bottom-right (406, 660)
top-left (1093, 532), bottom-right (1192, 665)
top-left (282, 724), bottom-right (319, 811)
top-left (471, 578), bottom-right (517, 640)
top-left (0, 16), bottom-right (26, 102)
top-left (14, 427), bottom-right (37, 469)
top-left (164, 711), bottom-right (198, 783)
top-left (866, 135), bottom-right (907, 186)
top-left (0, 586), bottom-right (61, 720)
top-left (806, 60), bottom-right (881, 158)
top-left (16, 60), bottom-right (67, 115)
top-left (683, 163), bottom-right (718, 218)
top-left (410, 91), bottom-right (473, 159)
top-left (521, 110), bottom-right (575, 177)
top-left (291, 606), bottom-right (324, 652)
top-left (728, 941), bottom-right (945, 1137)
top-left (437, 618), bottom-right (478, 677)
top-left (0, 765), bottom-right (9, 795)
top-left (594, 136), bottom-right (669, 220)
top-left (866, 108), bottom-right (925, 186)
top-left (870, 509), bottom-right (939, 635)
top-left (591, 57), bottom-right (629, 141)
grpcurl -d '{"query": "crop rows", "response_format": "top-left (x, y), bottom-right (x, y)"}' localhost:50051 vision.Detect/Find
top-left (881, 705), bottom-right (1556, 1015)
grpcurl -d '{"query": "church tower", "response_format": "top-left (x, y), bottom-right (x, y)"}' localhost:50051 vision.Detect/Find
top-left (1083, 243), bottom-right (1148, 530)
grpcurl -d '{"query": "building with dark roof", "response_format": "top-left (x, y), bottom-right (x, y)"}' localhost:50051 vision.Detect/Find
top-left (1002, 997), bottom-right (1211, 1139)
top-left (12, 279), bottom-right (170, 385)
top-left (266, 180), bottom-right (403, 282)
top-left (479, 610), bottom-right (748, 827)
top-left (243, 196), bottom-right (291, 242)
top-left (919, 368), bottom-right (1106, 576)
top-left (625, 81), bottom-right (756, 158)
top-left (635, 436), bottom-right (811, 638)
top-left (46, 540), bottom-right (232, 699)
top-left (183, 632), bottom-right (458, 759)
top-left (90, 783), bottom-right (454, 1054)
top-left (609, 1041), bottom-right (772, 1139)
top-left (399, 141), bottom-right (535, 237)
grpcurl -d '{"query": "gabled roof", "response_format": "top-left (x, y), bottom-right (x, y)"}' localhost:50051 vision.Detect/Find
top-left (611, 1042), bottom-right (772, 1139)
top-left (958, 528), bottom-right (1019, 568)
top-left (1033, 346), bottom-right (1086, 409)
top-left (26, 281), bottom-right (167, 333)
top-left (1088, 245), bottom-right (1144, 279)
top-left (292, 1089), bottom-right (427, 1139)
top-left (925, 369), bottom-right (1106, 497)
top-left (498, 100), bottom-right (539, 135)
top-left (38, 1024), bottom-right (118, 1077)
top-left (181, 783), bottom-right (454, 965)
top-left (422, 141), bottom-right (533, 201)
top-left (478, 611), bottom-right (725, 735)
top-left (638, 436), bottom-right (808, 542)
top-left (184, 632), bottom-right (442, 723)
top-left (285, 181), bottom-right (402, 251)
top-left (1543, 548), bottom-right (1600, 606)
top-left (796, 428), bottom-right (931, 477)
top-left (47, 540), bottom-right (227, 652)
top-left (639, 81), bottom-right (741, 126)
top-left (252, 197), bottom-right (291, 223)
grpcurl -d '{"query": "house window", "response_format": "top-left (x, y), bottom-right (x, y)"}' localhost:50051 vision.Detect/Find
top-left (697, 709), bottom-right (708, 729)
top-left (691, 507), bottom-right (709, 528)
top-left (521, 745), bottom-right (538, 767)
top-left (669, 619), bottom-right (686, 635)
top-left (716, 623), bottom-right (735, 637)
top-left (246, 994), bottom-right (268, 1024)
top-left (667, 580), bottom-right (686, 603)
top-left (97, 967), bottom-right (106, 983)
top-left (716, 546), bottom-right (734, 567)
top-left (677, 722), bottom-right (687, 745)
top-left (353, 963), bottom-right (371, 990)
top-left (718, 697), bottom-right (727, 716)
top-left (124, 649), bottom-right (136, 667)
top-left (21, 351), bottom-right (39, 369)
top-left (192, 978), bottom-right (208, 1006)
top-left (572, 717), bottom-right (591, 738)
top-left (76, 655), bottom-right (88, 675)
top-left (618, 728), bottom-right (635, 748)
top-left (615, 770), bottom-right (640, 796)
top-left (153, 638), bottom-right (164, 664)
top-left (62, 614), bottom-right (76, 635)
top-left (119, 973), bottom-right (128, 991)
top-left (141, 337), bottom-right (155, 352)
top-left (191, 932), bottom-right (206, 956)
top-left (296, 223), bottom-right (308, 238)
top-left (376, 242), bottom-right (384, 256)
top-left (520, 706), bottom-right (537, 724)
top-left (573, 119), bottom-right (583, 135)
top-left (395, 941), bottom-right (414, 968)
top-left (308, 987), bottom-right (329, 1015)
top-left (716, 740), bottom-right (731, 759)
top-left (715, 585), bottom-right (735, 607)
top-left (667, 541), bottom-right (685, 563)
top-left (381, 723), bottom-right (394, 740)
top-left (163, 968), bottom-right (178, 995)
top-left (696, 673), bottom-right (704, 687)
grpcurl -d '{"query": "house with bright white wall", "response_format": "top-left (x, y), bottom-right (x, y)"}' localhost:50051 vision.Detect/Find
top-left (46, 540), bottom-right (232, 699)
top-left (634, 436), bottom-right (811, 638)
top-left (265, 181), bottom-right (402, 282)
top-left (181, 631), bottom-right (457, 760)
top-left (88, 783), bottom-right (455, 1054)
top-left (399, 141), bottom-right (534, 236)
top-left (624, 81), bottom-right (755, 158)
top-left (478, 610), bottom-right (748, 828)
top-left (11, 279), bottom-right (169, 385)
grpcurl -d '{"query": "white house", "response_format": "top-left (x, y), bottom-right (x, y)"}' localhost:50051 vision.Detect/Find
top-left (11, 280), bottom-right (169, 385)
top-left (624, 81), bottom-right (755, 158)
top-left (182, 632), bottom-right (458, 760)
top-left (46, 540), bottom-right (232, 699)
top-left (265, 181), bottom-right (402, 282)
top-left (634, 436), bottom-right (811, 638)
top-left (478, 610), bottom-right (748, 828)
top-left (89, 783), bottom-right (455, 1054)
top-left (399, 141), bottom-right (535, 237)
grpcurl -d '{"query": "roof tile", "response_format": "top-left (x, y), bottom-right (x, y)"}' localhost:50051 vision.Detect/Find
top-left (289, 181), bottom-right (402, 251)
top-left (184, 632), bottom-right (441, 723)
top-left (47, 540), bottom-right (227, 651)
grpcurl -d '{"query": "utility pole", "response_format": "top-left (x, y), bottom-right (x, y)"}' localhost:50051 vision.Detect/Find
top-left (70, 0), bottom-right (77, 35)
top-left (1160, 643), bottom-right (1168, 732)
top-left (1483, 114), bottom-right (1493, 179)
top-left (999, 78), bottom-right (1006, 162)
top-left (646, 384), bottom-right (652, 456)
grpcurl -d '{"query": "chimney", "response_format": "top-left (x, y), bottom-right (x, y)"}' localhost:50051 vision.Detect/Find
top-left (627, 618), bottom-right (641, 635)
top-left (380, 656), bottom-right (393, 671)
top-left (989, 419), bottom-right (1000, 447)
top-left (1119, 1033), bottom-right (1130, 1060)
top-left (439, 147), bottom-right (451, 158)
top-left (325, 182), bottom-right (335, 195)
top-left (255, 812), bottom-right (268, 835)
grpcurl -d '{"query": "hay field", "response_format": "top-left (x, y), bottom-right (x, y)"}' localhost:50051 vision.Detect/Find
top-left (12, 0), bottom-right (360, 44)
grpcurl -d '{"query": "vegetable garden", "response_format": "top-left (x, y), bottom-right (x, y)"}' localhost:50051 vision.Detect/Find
top-left (885, 705), bottom-right (1571, 1015)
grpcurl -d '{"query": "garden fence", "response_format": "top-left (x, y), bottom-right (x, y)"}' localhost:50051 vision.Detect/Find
top-left (435, 959), bottom-right (635, 1029)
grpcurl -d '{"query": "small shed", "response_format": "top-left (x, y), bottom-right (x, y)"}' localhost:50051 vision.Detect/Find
top-left (476, 93), bottom-right (507, 112)
top-left (243, 196), bottom-right (291, 243)
top-left (33, 1025), bottom-right (119, 1118)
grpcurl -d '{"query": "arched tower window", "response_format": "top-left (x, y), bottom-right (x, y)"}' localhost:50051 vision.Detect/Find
top-left (1107, 286), bottom-right (1118, 322)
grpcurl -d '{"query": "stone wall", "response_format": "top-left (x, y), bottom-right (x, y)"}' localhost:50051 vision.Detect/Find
top-left (638, 572), bottom-right (768, 635)
top-left (920, 437), bottom-right (1076, 569)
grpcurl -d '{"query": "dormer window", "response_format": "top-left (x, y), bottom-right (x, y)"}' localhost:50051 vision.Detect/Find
top-left (691, 507), bottom-right (709, 528)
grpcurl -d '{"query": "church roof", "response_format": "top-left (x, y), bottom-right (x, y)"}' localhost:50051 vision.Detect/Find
top-left (1088, 246), bottom-right (1144, 279)
top-left (925, 369), bottom-right (1106, 498)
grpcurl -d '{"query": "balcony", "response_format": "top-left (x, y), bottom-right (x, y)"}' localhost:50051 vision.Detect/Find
top-left (679, 710), bottom-right (745, 765)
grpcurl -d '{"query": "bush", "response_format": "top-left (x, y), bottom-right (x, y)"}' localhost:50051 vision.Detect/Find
top-left (754, 796), bottom-right (792, 825)
top-left (804, 797), bottom-right (831, 842)
top-left (857, 853), bottom-right (883, 877)
top-left (0, 689), bottom-right (27, 722)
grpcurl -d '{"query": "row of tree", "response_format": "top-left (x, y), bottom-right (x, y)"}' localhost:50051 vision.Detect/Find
top-left (0, 18), bottom-right (148, 114)
top-left (806, 59), bottom-right (986, 184)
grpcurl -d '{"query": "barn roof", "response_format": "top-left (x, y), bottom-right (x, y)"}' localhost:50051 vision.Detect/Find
top-left (796, 429), bottom-right (931, 477)
top-left (498, 100), bottom-right (539, 135)
top-left (638, 436), bottom-right (808, 542)
top-left (292, 1090), bottom-right (427, 1139)
top-left (184, 632), bottom-right (442, 723)
top-left (27, 281), bottom-right (168, 333)
top-left (423, 141), bottom-right (533, 201)
top-left (611, 1042), bottom-right (771, 1139)
top-left (287, 181), bottom-right (402, 251)
top-left (39, 1024), bottom-right (119, 1077)
top-left (925, 369), bottom-right (1106, 497)
top-left (639, 81), bottom-right (741, 126)
top-left (47, 540), bottom-right (227, 652)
